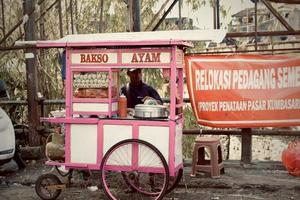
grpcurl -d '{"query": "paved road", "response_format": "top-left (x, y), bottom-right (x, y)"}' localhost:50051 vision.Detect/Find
top-left (1, 183), bottom-right (299, 200)
top-left (1, 160), bottom-right (300, 200)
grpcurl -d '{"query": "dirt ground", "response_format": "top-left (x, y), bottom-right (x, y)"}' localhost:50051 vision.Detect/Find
top-left (0, 159), bottom-right (300, 200)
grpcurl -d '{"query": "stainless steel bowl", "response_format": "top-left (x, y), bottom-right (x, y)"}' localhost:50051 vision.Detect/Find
top-left (134, 104), bottom-right (168, 119)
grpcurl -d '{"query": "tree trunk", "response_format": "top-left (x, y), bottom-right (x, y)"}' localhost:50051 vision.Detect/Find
top-left (58, 0), bottom-right (63, 37)
top-left (65, 0), bottom-right (69, 34)
top-left (70, 0), bottom-right (74, 34)
top-left (99, 0), bottom-right (104, 33)
top-left (75, 0), bottom-right (79, 33)
top-left (1, 0), bottom-right (5, 46)
top-left (145, 0), bottom-right (170, 31)
top-left (23, 0), bottom-right (41, 146)
top-left (128, 0), bottom-right (133, 32)
top-left (39, 0), bottom-right (46, 97)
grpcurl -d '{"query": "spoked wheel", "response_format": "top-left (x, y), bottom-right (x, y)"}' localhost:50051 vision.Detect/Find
top-left (124, 167), bottom-right (183, 195)
top-left (100, 139), bottom-right (169, 200)
top-left (35, 173), bottom-right (63, 200)
top-left (166, 167), bottom-right (183, 194)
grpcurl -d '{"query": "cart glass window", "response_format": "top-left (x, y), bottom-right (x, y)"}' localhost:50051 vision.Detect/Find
top-left (73, 71), bottom-right (109, 98)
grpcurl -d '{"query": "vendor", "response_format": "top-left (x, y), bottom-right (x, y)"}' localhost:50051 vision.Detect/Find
top-left (120, 69), bottom-right (162, 108)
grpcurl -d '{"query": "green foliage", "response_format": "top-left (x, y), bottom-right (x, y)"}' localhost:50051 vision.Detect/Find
top-left (187, 0), bottom-right (227, 18)
top-left (187, 0), bottom-right (208, 10)
top-left (182, 104), bottom-right (201, 159)
top-left (183, 104), bottom-right (200, 129)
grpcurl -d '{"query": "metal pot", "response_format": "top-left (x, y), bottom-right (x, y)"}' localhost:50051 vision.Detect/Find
top-left (134, 104), bottom-right (168, 119)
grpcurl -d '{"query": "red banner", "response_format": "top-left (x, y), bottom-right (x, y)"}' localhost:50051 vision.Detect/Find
top-left (184, 54), bottom-right (300, 128)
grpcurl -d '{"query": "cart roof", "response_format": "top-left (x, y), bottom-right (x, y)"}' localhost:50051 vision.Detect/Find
top-left (15, 30), bottom-right (226, 48)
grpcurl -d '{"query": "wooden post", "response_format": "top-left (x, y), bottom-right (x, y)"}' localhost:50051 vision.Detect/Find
top-left (23, 0), bottom-right (41, 146)
top-left (216, 0), bottom-right (220, 29)
top-left (58, 0), bottom-right (63, 37)
top-left (152, 0), bottom-right (179, 31)
top-left (64, 0), bottom-right (69, 35)
top-left (70, 0), bottom-right (74, 34)
top-left (132, 0), bottom-right (141, 32)
top-left (1, 0), bottom-right (5, 46)
top-left (213, 0), bottom-right (216, 29)
top-left (99, 0), bottom-right (104, 33)
top-left (128, 0), bottom-right (133, 31)
top-left (254, 0), bottom-right (258, 51)
top-left (241, 128), bottom-right (252, 164)
top-left (178, 0), bottom-right (182, 30)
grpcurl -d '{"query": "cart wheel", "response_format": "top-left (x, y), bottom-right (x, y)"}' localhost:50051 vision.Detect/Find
top-left (166, 167), bottom-right (183, 194)
top-left (55, 166), bottom-right (73, 177)
top-left (100, 139), bottom-right (169, 200)
top-left (123, 167), bottom-right (183, 195)
top-left (35, 173), bottom-right (62, 200)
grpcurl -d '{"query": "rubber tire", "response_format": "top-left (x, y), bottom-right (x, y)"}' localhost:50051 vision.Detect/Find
top-left (166, 167), bottom-right (183, 194)
top-left (100, 139), bottom-right (169, 200)
top-left (35, 173), bottom-right (62, 200)
top-left (123, 167), bottom-right (183, 195)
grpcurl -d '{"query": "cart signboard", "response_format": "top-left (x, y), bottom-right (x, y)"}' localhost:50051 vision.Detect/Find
top-left (185, 54), bottom-right (300, 128)
top-left (69, 50), bottom-right (172, 66)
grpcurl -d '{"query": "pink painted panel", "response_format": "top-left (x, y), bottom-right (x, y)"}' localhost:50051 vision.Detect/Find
top-left (65, 163), bottom-right (88, 168)
top-left (41, 117), bottom-right (98, 124)
top-left (108, 68), bottom-right (112, 117)
top-left (65, 49), bottom-right (72, 117)
top-left (72, 111), bottom-right (117, 116)
top-left (169, 46), bottom-right (177, 120)
top-left (102, 119), bottom-right (169, 126)
top-left (45, 161), bottom-right (65, 166)
top-left (65, 124), bottom-right (71, 163)
top-left (72, 98), bottom-right (117, 103)
top-left (97, 121), bottom-right (104, 165)
top-left (116, 63), bottom-right (171, 67)
top-left (64, 163), bottom-right (100, 170)
top-left (132, 123), bottom-right (139, 170)
top-left (71, 67), bottom-right (113, 71)
top-left (178, 68), bottom-right (183, 102)
top-left (168, 121), bottom-right (176, 177)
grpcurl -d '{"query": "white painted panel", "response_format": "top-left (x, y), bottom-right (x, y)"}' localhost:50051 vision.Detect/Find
top-left (70, 124), bottom-right (97, 164)
top-left (122, 52), bottom-right (171, 64)
top-left (175, 124), bottom-right (183, 167)
top-left (71, 53), bottom-right (118, 64)
top-left (73, 103), bottom-right (108, 112)
top-left (103, 125), bottom-right (132, 165)
top-left (139, 126), bottom-right (169, 165)
top-left (112, 102), bottom-right (118, 111)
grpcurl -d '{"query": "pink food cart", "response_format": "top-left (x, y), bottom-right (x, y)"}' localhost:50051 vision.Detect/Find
top-left (25, 30), bottom-right (225, 200)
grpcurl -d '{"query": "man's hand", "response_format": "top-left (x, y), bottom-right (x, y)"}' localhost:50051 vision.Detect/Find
top-left (142, 96), bottom-right (161, 105)
top-left (127, 108), bottom-right (135, 116)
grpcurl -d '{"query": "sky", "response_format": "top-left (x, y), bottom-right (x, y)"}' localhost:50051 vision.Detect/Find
top-left (157, 0), bottom-right (254, 29)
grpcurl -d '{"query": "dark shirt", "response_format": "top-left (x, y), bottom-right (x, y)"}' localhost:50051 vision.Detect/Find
top-left (120, 82), bottom-right (162, 108)
top-left (60, 50), bottom-right (66, 81)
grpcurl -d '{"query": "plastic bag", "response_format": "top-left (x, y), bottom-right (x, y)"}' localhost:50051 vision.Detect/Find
top-left (282, 141), bottom-right (300, 177)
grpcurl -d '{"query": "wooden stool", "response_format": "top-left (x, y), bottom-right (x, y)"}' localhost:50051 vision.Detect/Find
top-left (190, 136), bottom-right (224, 178)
